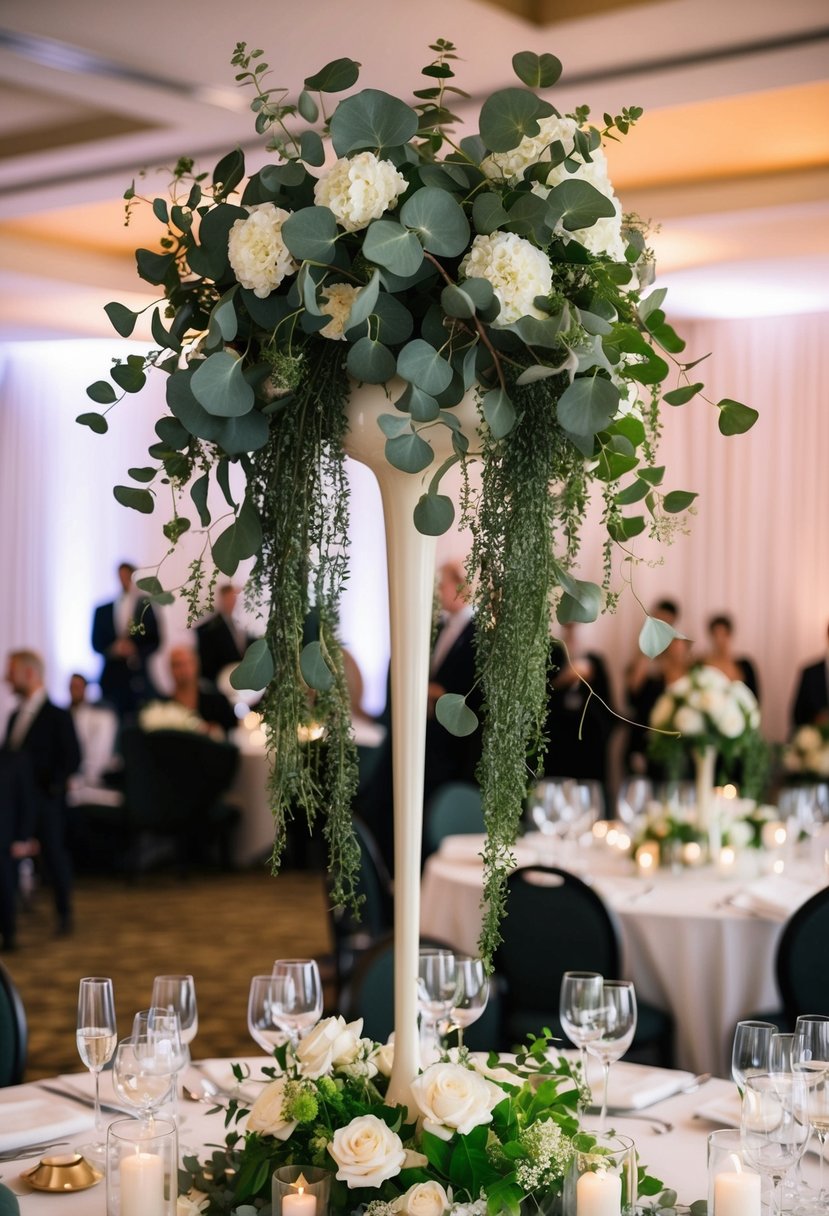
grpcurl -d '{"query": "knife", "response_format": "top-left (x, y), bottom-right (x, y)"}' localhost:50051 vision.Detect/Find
top-left (0, 1139), bottom-right (70, 1163)
top-left (587, 1072), bottom-right (713, 1115)
top-left (36, 1081), bottom-right (129, 1117)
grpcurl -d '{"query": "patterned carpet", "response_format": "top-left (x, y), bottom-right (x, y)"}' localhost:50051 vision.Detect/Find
top-left (4, 868), bottom-right (334, 1081)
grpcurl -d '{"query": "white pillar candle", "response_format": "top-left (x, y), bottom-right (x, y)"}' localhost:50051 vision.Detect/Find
top-left (576, 1169), bottom-right (622, 1216)
top-left (713, 1171), bottom-right (761, 1216)
top-left (282, 1189), bottom-right (317, 1216)
top-left (635, 842), bottom-right (659, 873)
top-left (120, 1150), bottom-right (164, 1216)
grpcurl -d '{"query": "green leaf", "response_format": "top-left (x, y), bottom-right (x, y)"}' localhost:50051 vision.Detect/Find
top-left (547, 179), bottom-right (616, 231)
top-left (111, 360), bottom-right (146, 393)
top-left (363, 220), bottom-right (424, 277)
top-left (300, 640), bottom-right (335, 692)
top-left (614, 478), bottom-right (648, 506)
top-left (76, 412), bottom-right (108, 434)
top-left (718, 398), bottom-right (759, 436)
top-left (399, 188), bottom-right (470, 257)
top-left (151, 306), bottom-right (181, 353)
top-left (299, 130), bottom-right (325, 166)
top-left (346, 336), bottom-right (396, 383)
top-left (441, 283), bottom-right (476, 319)
top-left (511, 51), bottom-right (563, 89)
top-left (213, 148), bottom-right (245, 196)
top-left (113, 485), bottom-right (154, 514)
top-left (209, 287), bottom-right (240, 343)
top-left (128, 466), bottom-right (156, 483)
top-left (104, 301), bottom-right (138, 337)
top-left (282, 206), bottom-right (339, 262)
top-left (191, 473), bottom-right (211, 526)
top-left (385, 429), bottom-right (434, 473)
top-left (259, 161), bottom-right (306, 190)
top-left (413, 492), bottom-right (455, 535)
top-left (345, 269), bottom-right (381, 330)
top-left (397, 339), bottom-right (453, 395)
top-left (436, 692), bottom-right (478, 737)
top-left (346, 291), bottom-right (413, 346)
top-left (472, 192), bottom-right (509, 234)
top-left (329, 88), bottom-right (418, 155)
top-left (608, 514), bottom-right (646, 541)
top-left (230, 639), bottom-right (275, 691)
top-left (505, 192), bottom-right (552, 243)
top-left (555, 571), bottom-right (602, 624)
top-left (0, 1181), bottom-right (21, 1214)
top-left (136, 248), bottom-right (175, 285)
top-left (86, 380), bottom-right (118, 405)
top-left (211, 499), bottom-right (263, 576)
top-left (304, 58), bottom-right (361, 93)
top-left (663, 490), bottom-right (698, 513)
top-left (481, 387), bottom-right (516, 439)
top-left (479, 88), bottom-right (554, 153)
top-left (639, 615), bottom-right (685, 659)
top-left (297, 90), bottom-right (319, 123)
top-left (396, 384), bottom-right (440, 422)
top-left (557, 375), bottom-right (619, 437)
top-left (663, 381), bottom-right (703, 406)
top-left (377, 413), bottom-right (411, 439)
top-left (191, 352), bottom-right (255, 417)
top-left (638, 287), bottom-right (667, 323)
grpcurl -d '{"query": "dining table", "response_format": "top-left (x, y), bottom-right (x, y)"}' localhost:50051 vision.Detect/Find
top-left (420, 833), bottom-right (825, 1076)
top-left (2, 1057), bottom-right (823, 1211)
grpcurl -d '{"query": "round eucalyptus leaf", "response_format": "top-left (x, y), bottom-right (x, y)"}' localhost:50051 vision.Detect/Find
top-left (76, 412), bottom-right (109, 434)
top-left (414, 492), bottom-right (455, 536)
top-left (511, 51), bottom-right (562, 89)
top-left (192, 352), bottom-right (255, 418)
top-left (104, 301), bottom-right (138, 337)
top-left (363, 220), bottom-right (424, 277)
top-left (436, 692), bottom-right (479, 737)
top-left (113, 485), bottom-right (154, 514)
top-left (230, 638), bottom-right (275, 692)
top-left (472, 192), bottom-right (509, 234)
top-left (329, 89), bottom-right (418, 155)
top-left (377, 413), bottom-right (411, 439)
top-left (345, 291), bottom-right (413, 347)
top-left (190, 473), bottom-right (211, 526)
top-left (547, 179), bottom-right (616, 231)
top-left (111, 361), bottom-right (146, 393)
top-left (479, 88), bottom-right (554, 154)
top-left (259, 161), bottom-right (307, 190)
top-left (347, 336), bottom-right (397, 383)
top-left (399, 188), bottom-right (470, 257)
top-left (345, 269), bottom-right (381, 330)
top-left (482, 387), bottom-right (516, 439)
top-left (86, 380), bottom-right (118, 405)
top-left (557, 375), bottom-right (619, 437)
top-left (663, 382), bottom-right (704, 406)
top-left (396, 384), bottom-right (440, 422)
top-left (282, 206), bottom-right (339, 262)
top-left (441, 284), bottom-right (476, 319)
top-left (300, 130), bottom-right (325, 167)
top-left (718, 398), bottom-right (759, 436)
top-left (662, 490), bottom-right (698, 514)
top-left (211, 500), bottom-right (263, 576)
top-left (128, 466), bottom-right (156, 483)
top-left (300, 640), bottom-right (335, 692)
top-left (136, 248), bottom-right (175, 286)
top-left (384, 430), bottom-right (434, 474)
top-left (556, 577), bottom-right (602, 624)
top-left (304, 57), bottom-right (361, 93)
top-left (396, 339), bottom-right (453, 395)
top-left (639, 615), bottom-right (685, 659)
top-left (297, 89), bottom-right (319, 123)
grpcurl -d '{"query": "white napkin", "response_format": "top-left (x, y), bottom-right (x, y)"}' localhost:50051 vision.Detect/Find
top-left (0, 1095), bottom-right (94, 1152)
top-left (694, 1091), bottom-right (742, 1129)
top-left (583, 1059), bottom-right (696, 1109)
top-left (193, 1057), bottom-right (275, 1101)
top-left (438, 833), bottom-right (537, 868)
top-left (730, 876), bottom-right (814, 921)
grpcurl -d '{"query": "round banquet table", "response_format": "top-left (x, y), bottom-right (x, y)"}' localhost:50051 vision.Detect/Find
top-left (3, 1062), bottom-right (823, 1210)
top-left (420, 839), bottom-right (824, 1076)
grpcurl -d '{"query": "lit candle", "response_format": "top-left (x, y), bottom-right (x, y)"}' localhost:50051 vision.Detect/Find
top-left (576, 1169), bottom-right (622, 1216)
top-left (713, 1171), bottom-right (761, 1216)
top-left (593, 820), bottom-right (610, 842)
top-left (682, 841), bottom-right (702, 866)
top-left (761, 821), bottom-right (787, 850)
top-left (635, 842), bottom-right (659, 873)
top-left (718, 845), bottom-right (736, 874)
top-left (282, 1178), bottom-right (317, 1216)
top-left (120, 1150), bottom-right (164, 1216)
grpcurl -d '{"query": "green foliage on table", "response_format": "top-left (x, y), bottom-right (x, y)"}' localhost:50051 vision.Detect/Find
top-left (83, 37), bottom-right (756, 958)
top-left (0, 1185), bottom-right (19, 1216)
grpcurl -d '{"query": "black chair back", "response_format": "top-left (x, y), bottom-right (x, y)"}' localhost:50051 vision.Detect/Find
top-left (777, 885), bottom-right (829, 1020)
top-left (0, 960), bottom-right (27, 1086)
top-left (425, 782), bottom-right (485, 855)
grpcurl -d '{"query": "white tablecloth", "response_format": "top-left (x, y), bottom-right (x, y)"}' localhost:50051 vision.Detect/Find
top-left (420, 842), bottom-right (823, 1075)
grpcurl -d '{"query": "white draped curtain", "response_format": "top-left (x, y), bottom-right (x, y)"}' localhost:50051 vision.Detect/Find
top-left (1, 312), bottom-right (827, 741)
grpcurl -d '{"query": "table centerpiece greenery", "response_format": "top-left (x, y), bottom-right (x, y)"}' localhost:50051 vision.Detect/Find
top-left (82, 39), bottom-right (757, 963)
top-left (782, 724), bottom-right (829, 782)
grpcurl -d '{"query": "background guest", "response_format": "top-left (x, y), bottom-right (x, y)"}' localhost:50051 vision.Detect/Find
top-left (91, 561), bottom-right (160, 719)
top-left (699, 613), bottom-right (760, 699)
top-left (792, 620), bottom-right (829, 728)
top-left (540, 622), bottom-right (615, 795)
top-left (66, 672), bottom-right (119, 802)
top-left (167, 645), bottom-right (237, 737)
top-left (0, 749), bottom-right (37, 951)
top-left (424, 561), bottom-right (481, 800)
top-left (196, 583), bottom-right (254, 686)
top-left (2, 649), bottom-right (80, 936)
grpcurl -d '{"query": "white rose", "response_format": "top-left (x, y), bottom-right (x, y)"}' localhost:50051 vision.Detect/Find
top-left (227, 203), bottom-right (297, 298)
top-left (328, 1114), bottom-right (406, 1189)
top-left (795, 726), bottom-right (822, 752)
top-left (410, 1061), bottom-right (503, 1141)
top-left (295, 1015), bottom-right (364, 1079)
top-left (177, 1195), bottom-right (208, 1216)
top-left (319, 282), bottom-right (361, 340)
top-left (460, 231), bottom-right (552, 327)
top-left (670, 675), bottom-right (691, 696)
top-left (315, 152), bottom-right (407, 233)
top-left (392, 1181), bottom-right (450, 1216)
top-left (649, 694), bottom-right (674, 729)
top-left (728, 820), bottom-right (753, 849)
top-left (371, 1038), bottom-right (395, 1077)
top-left (674, 706), bottom-right (705, 737)
top-left (713, 704), bottom-right (744, 739)
top-left (246, 1076), bottom-right (297, 1140)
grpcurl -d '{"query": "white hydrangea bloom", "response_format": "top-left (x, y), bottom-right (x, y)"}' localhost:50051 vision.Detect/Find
top-left (480, 114), bottom-right (578, 183)
top-left (319, 282), bottom-right (360, 340)
top-left (674, 706), bottom-right (705, 736)
top-left (460, 231), bottom-right (552, 326)
top-left (227, 203), bottom-right (297, 298)
top-left (314, 152), bottom-right (407, 233)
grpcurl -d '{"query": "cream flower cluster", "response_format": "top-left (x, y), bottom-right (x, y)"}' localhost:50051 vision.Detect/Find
top-left (460, 231), bottom-right (553, 327)
top-left (650, 665), bottom-right (760, 741)
top-left (392, 1180), bottom-right (450, 1216)
top-left (227, 202), bottom-right (297, 298)
top-left (409, 1061), bottom-right (503, 1141)
top-left (246, 1075), bottom-right (298, 1140)
top-left (315, 151), bottom-right (407, 233)
top-left (783, 725), bottom-right (829, 776)
top-left (295, 1014), bottom-right (375, 1079)
top-left (480, 114), bottom-right (578, 184)
top-left (138, 700), bottom-right (203, 733)
top-left (319, 282), bottom-right (361, 340)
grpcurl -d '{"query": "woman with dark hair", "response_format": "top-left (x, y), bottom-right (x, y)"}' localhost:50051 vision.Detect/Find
top-left (701, 613), bottom-right (760, 700)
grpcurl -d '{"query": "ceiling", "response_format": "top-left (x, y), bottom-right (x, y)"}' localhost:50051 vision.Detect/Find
top-left (0, 0), bottom-right (827, 337)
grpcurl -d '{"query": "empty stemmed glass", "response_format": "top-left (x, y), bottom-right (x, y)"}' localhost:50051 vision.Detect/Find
top-left (617, 777), bottom-right (654, 828)
top-left (792, 1014), bottom-right (829, 1209)
top-left (248, 975), bottom-right (286, 1054)
top-left (732, 1019), bottom-right (775, 1097)
top-left (418, 948), bottom-right (458, 1064)
top-left (527, 779), bottom-right (577, 861)
top-left (271, 959), bottom-right (323, 1049)
top-left (112, 1035), bottom-right (175, 1126)
top-left (559, 971), bottom-right (604, 1099)
top-left (76, 977), bottom-right (117, 1160)
top-left (741, 1071), bottom-right (810, 1216)
top-left (584, 980), bottom-right (637, 1131)
top-left (448, 956), bottom-right (488, 1051)
top-left (151, 975), bottom-right (198, 1055)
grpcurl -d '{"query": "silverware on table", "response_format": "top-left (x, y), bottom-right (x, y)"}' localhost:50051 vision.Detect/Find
top-left (0, 1140), bottom-right (70, 1163)
top-left (35, 1081), bottom-right (128, 1117)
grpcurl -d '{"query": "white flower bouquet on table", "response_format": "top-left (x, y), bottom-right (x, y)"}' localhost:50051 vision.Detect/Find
top-left (783, 724), bottom-right (829, 780)
top-left (138, 699), bottom-right (204, 733)
top-left (178, 1020), bottom-right (667, 1214)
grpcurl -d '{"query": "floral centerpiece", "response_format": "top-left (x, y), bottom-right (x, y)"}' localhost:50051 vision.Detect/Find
top-left (139, 700), bottom-right (204, 733)
top-left (82, 39), bottom-right (756, 971)
top-left (178, 1022), bottom-right (669, 1215)
top-left (632, 796), bottom-right (780, 866)
top-left (782, 724), bottom-right (829, 781)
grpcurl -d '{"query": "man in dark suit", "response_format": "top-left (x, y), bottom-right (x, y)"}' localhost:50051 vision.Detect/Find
top-left (792, 621), bottom-right (829, 728)
top-left (196, 584), bottom-right (252, 685)
top-left (0, 749), bottom-right (36, 950)
top-left (92, 561), bottom-right (160, 719)
top-left (3, 650), bottom-right (80, 936)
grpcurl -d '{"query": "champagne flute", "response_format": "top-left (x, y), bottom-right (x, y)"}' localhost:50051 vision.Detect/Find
top-left (271, 959), bottom-right (322, 1048)
top-left (732, 1019), bottom-right (775, 1098)
top-left (741, 1071), bottom-right (810, 1216)
top-left (151, 975), bottom-right (198, 1048)
top-left (584, 980), bottom-right (637, 1131)
top-left (112, 1036), bottom-right (174, 1125)
top-left (792, 1014), bottom-right (829, 1207)
top-left (248, 975), bottom-right (285, 1054)
top-left (448, 957), bottom-right (489, 1051)
top-left (417, 948), bottom-right (458, 1065)
top-left (76, 977), bottom-right (117, 1158)
top-left (559, 971), bottom-right (604, 1095)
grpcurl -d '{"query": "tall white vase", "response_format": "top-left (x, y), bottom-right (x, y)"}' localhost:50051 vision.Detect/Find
top-left (343, 379), bottom-right (478, 1111)
top-left (693, 745), bottom-right (721, 860)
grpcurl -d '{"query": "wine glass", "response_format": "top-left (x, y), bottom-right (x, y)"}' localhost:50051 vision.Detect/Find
top-left (559, 971), bottom-right (604, 1095)
top-left (151, 975), bottom-right (198, 1048)
top-left (741, 1071), bottom-right (810, 1216)
top-left (112, 1036), bottom-right (174, 1125)
top-left (248, 975), bottom-right (286, 1054)
top-left (271, 959), bottom-right (322, 1047)
top-left (584, 980), bottom-right (637, 1131)
top-left (769, 1033), bottom-right (808, 1202)
top-left (448, 956), bottom-right (488, 1051)
top-left (527, 779), bottom-right (577, 859)
top-left (792, 1014), bottom-right (829, 1208)
top-left (76, 977), bottom-right (117, 1159)
top-left (732, 1019), bottom-right (775, 1097)
top-left (617, 777), bottom-right (654, 827)
top-left (418, 948), bottom-right (458, 1064)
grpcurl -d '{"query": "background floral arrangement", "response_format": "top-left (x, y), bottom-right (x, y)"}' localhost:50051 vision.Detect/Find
top-left (633, 796), bottom-right (779, 862)
top-left (83, 41), bottom-right (757, 960)
top-left (782, 724), bottom-right (829, 780)
top-left (178, 1021), bottom-right (666, 1214)
top-left (139, 699), bottom-right (204, 733)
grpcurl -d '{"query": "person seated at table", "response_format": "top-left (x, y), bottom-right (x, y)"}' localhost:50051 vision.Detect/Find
top-left (538, 622), bottom-right (615, 793)
top-left (699, 613), bottom-right (759, 699)
top-left (792, 620), bottom-right (829, 729)
top-left (65, 673), bottom-right (121, 806)
top-left (623, 598), bottom-right (687, 777)
top-left (165, 645), bottom-right (237, 738)
top-left (195, 583), bottom-right (256, 686)
top-left (425, 561), bottom-right (482, 800)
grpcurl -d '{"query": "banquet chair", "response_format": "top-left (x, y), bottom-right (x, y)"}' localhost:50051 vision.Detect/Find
top-left (494, 865), bottom-right (674, 1065)
top-left (424, 782), bottom-right (485, 856)
top-left (327, 817), bottom-right (394, 997)
top-left (0, 959), bottom-right (27, 1087)
top-left (744, 884), bottom-right (829, 1033)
